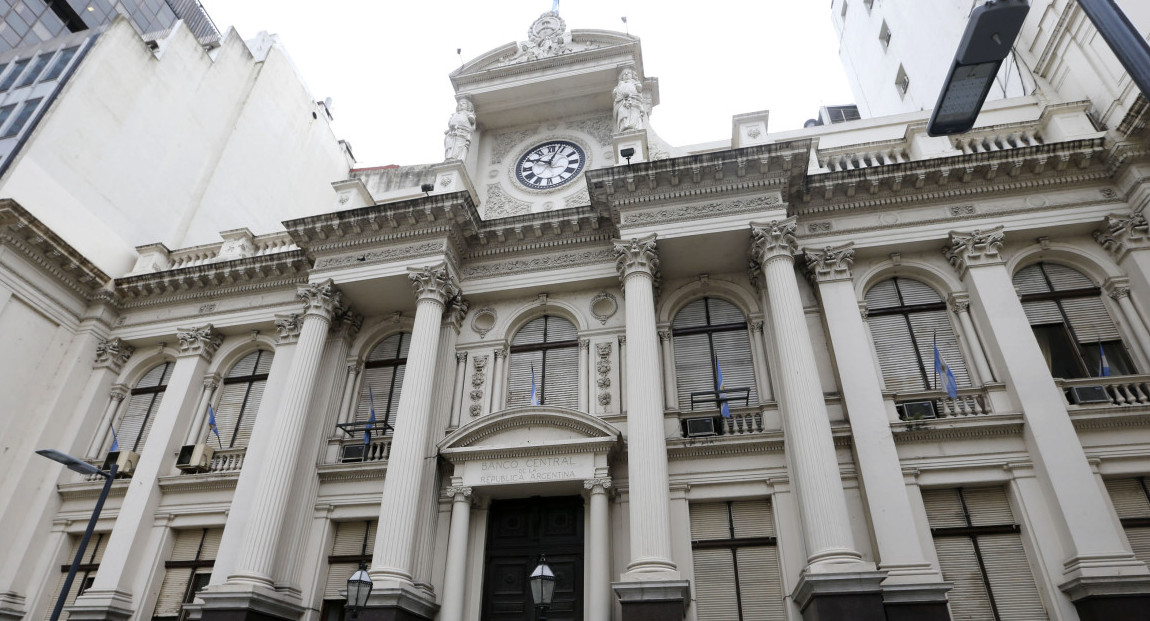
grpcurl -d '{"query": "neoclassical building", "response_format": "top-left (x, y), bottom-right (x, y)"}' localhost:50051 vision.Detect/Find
top-left (5, 7), bottom-right (1150, 621)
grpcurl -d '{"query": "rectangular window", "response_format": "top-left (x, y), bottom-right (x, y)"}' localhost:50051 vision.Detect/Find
top-left (0, 58), bottom-right (30, 91)
top-left (41, 46), bottom-right (78, 81)
top-left (0, 104), bottom-right (16, 130)
top-left (690, 500), bottom-right (786, 620)
top-left (323, 520), bottom-right (376, 621)
top-left (1103, 478), bottom-right (1150, 566)
top-left (922, 488), bottom-right (1047, 620)
top-left (151, 528), bottom-right (222, 621)
top-left (1, 97), bottom-right (41, 138)
top-left (15, 52), bottom-right (51, 87)
top-left (45, 533), bottom-right (106, 621)
top-left (896, 65), bottom-right (910, 96)
top-left (879, 21), bottom-right (892, 49)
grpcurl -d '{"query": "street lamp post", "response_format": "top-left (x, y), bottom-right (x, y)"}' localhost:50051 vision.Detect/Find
top-left (344, 564), bottom-right (373, 620)
top-left (528, 556), bottom-right (556, 621)
top-left (1076, 0), bottom-right (1150, 99)
top-left (35, 449), bottom-right (119, 621)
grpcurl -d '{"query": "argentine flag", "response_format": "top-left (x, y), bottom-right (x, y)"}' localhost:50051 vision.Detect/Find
top-left (365, 387), bottom-right (377, 445)
top-left (530, 365), bottom-right (541, 406)
top-left (933, 339), bottom-right (959, 399)
top-left (208, 404), bottom-right (223, 448)
top-left (1099, 343), bottom-right (1111, 377)
top-left (716, 359), bottom-right (731, 418)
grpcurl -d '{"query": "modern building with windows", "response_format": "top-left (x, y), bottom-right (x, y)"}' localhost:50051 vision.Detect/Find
top-left (3, 4), bottom-right (1150, 621)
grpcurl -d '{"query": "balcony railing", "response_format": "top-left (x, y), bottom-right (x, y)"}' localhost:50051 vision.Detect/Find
top-left (1059, 375), bottom-right (1150, 407)
top-left (894, 387), bottom-right (992, 420)
top-left (333, 420), bottom-right (394, 463)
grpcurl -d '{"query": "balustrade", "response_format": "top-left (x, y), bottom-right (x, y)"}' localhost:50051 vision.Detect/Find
top-left (1060, 375), bottom-right (1150, 407)
top-left (894, 387), bottom-right (992, 420)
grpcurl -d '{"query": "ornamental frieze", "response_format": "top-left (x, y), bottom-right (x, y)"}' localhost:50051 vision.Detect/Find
top-left (313, 241), bottom-right (447, 269)
top-left (462, 248), bottom-right (615, 279)
top-left (622, 193), bottom-right (783, 226)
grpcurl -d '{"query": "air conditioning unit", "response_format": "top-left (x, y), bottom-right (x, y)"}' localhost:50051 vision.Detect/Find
top-left (341, 444), bottom-right (366, 462)
top-left (684, 417), bottom-right (718, 438)
top-left (176, 444), bottom-right (215, 473)
top-left (1069, 385), bottom-right (1111, 404)
top-left (101, 450), bottom-right (139, 476)
top-left (898, 400), bottom-right (937, 420)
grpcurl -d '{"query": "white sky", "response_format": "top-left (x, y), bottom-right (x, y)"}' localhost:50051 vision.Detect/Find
top-left (197, 1), bottom-right (856, 168)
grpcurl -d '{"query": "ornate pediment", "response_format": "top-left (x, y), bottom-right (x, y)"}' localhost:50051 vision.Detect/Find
top-left (439, 406), bottom-right (620, 460)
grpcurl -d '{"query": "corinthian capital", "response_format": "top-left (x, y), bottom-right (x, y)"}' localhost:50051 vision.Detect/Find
top-left (750, 218), bottom-right (799, 266)
top-left (298, 279), bottom-right (342, 318)
top-left (274, 313), bottom-right (302, 344)
top-left (94, 337), bottom-right (135, 372)
top-left (1094, 212), bottom-right (1150, 262)
top-left (408, 263), bottom-right (460, 304)
top-left (803, 242), bottom-right (855, 284)
top-left (943, 226), bottom-right (1005, 275)
top-left (445, 295), bottom-right (471, 329)
top-left (612, 234), bottom-right (661, 289)
top-left (176, 324), bottom-right (223, 360)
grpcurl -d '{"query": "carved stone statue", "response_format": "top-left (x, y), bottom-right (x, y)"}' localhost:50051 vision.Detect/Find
top-left (613, 68), bottom-right (648, 133)
top-left (443, 97), bottom-right (476, 161)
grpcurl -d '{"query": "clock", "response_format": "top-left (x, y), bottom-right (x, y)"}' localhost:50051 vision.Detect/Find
top-left (514, 140), bottom-right (586, 190)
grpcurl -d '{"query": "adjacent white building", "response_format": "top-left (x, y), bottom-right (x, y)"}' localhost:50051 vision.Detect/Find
top-left (3, 5), bottom-right (1150, 621)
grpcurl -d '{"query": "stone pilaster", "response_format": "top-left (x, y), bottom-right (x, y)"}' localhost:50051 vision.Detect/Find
top-left (438, 486), bottom-right (473, 621)
top-left (945, 227), bottom-right (1150, 616)
top-left (216, 281), bottom-right (341, 597)
top-left (610, 234), bottom-right (688, 620)
top-left (586, 478), bottom-right (613, 621)
top-left (657, 329), bottom-right (676, 410)
top-left (948, 293), bottom-right (996, 385)
top-left (804, 242), bottom-right (950, 619)
top-left (367, 264), bottom-right (454, 620)
top-left (450, 352), bottom-right (468, 429)
top-left (1105, 278), bottom-right (1150, 369)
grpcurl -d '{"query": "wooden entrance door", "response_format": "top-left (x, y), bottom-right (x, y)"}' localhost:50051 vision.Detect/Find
top-left (482, 496), bottom-right (584, 621)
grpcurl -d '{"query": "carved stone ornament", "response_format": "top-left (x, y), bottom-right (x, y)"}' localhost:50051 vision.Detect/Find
top-left (443, 96), bottom-right (476, 162)
top-left (750, 218), bottom-right (799, 266)
top-left (471, 306), bottom-right (497, 338)
top-left (445, 485), bottom-right (473, 499)
top-left (513, 12), bottom-right (572, 63)
top-left (596, 342), bottom-right (612, 408)
top-left (803, 242), bottom-right (855, 284)
top-left (484, 182), bottom-right (532, 219)
top-left (584, 477), bottom-right (613, 490)
top-left (469, 355), bottom-right (489, 417)
top-left (409, 264), bottom-right (460, 305)
top-left (943, 226), bottom-right (1006, 274)
top-left (612, 234), bottom-right (661, 292)
top-left (950, 296), bottom-right (971, 315)
top-left (1094, 212), bottom-right (1150, 261)
top-left (332, 305), bottom-right (364, 341)
top-left (176, 324), bottom-right (223, 360)
top-left (94, 337), bottom-right (134, 371)
top-left (1109, 286), bottom-right (1131, 300)
top-left (590, 292), bottom-right (618, 325)
top-left (275, 313), bottom-right (303, 344)
top-left (613, 67), bottom-right (650, 134)
top-left (446, 295), bottom-right (471, 329)
top-left (298, 279), bottom-right (342, 318)
top-left (108, 384), bottom-right (129, 402)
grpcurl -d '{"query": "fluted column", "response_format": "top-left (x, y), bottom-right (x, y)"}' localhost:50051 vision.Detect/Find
top-left (750, 220), bottom-right (865, 570)
top-left (804, 244), bottom-right (947, 599)
top-left (371, 264), bottom-right (459, 586)
top-left (1106, 280), bottom-right (1150, 369)
top-left (488, 347), bottom-right (507, 413)
top-left (450, 352), bottom-right (468, 428)
top-left (185, 374), bottom-right (220, 446)
top-left (438, 486), bottom-right (473, 621)
top-left (578, 339), bottom-right (590, 412)
top-left (337, 359), bottom-right (362, 425)
top-left (658, 329), bottom-right (677, 410)
top-left (87, 383), bottom-right (128, 456)
top-left (612, 234), bottom-right (678, 579)
top-left (224, 282), bottom-right (339, 587)
top-left (585, 477), bottom-right (613, 620)
top-left (748, 320), bottom-right (774, 402)
top-left (948, 294), bottom-right (996, 384)
top-left (945, 227), bottom-right (1150, 600)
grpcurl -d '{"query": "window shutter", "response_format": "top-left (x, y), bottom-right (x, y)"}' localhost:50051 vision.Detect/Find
top-left (691, 548), bottom-right (740, 620)
top-left (934, 537), bottom-right (997, 620)
top-left (907, 310), bottom-right (971, 388)
top-left (324, 562), bottom-right (360, 600)
top-left (1021, 300), bottom-right (1063, 326)
top-left (864, 279), bottom-right (902, 310)
top-left (866, 315), bottom-right (923, 392)
top-left (897, 278), bottom-right (943, 305)
top-left (119, 392), bottom-right (160, 453)
top-left (544, 316), bottom-right (578, 341)
top-left (1042, 263), bottom-right (1094, 290)
top-left (231, 379), bottom-right (264, 448)
top-left (736, 546), bottom-right (786, 621)
top-left (1061, 297), bottom-right (1121, 343)
top-left (706, 298), bottom-right (746, 325)
top-left (961, 487), bottom-right (1015, 527)
top-left (1126, 528), bottom-right (1150, 567)
top-left (200, 529), bottom-right (223, 559)
top-left (325, 522), bottom-right (374, 599)
top-left (674, 332), bottom-right (714, 409)
top-left (542, 346), bottom-right (579, 408)
top-left (1013, 264), bottom-right (1050, 294)
top-left (512, 317), bottom-right (547, 345)
top-left (1104, 479), bottom-right (1150, 519)
top-left (332, 522), bottom-right (370, 555)
top-left (507, 349), bottom-right (543, 407)
top-left (43, 571), bottom-right (87, 621)
top-left (712, 330), bottom-right (759, 406)
top-left (922, 489), bottom-right (968, 528)
top-left (672, 299), bottom-right (708, 329)
top-left (731, 500), bottom-right (775, 538)
top-left (212, 383), bottom-right (246, 447)
top-left (152, 568), bottom-right (193, 618)
top-left (978, 533), bottom-right (1048, 620)
top-left (690, 503), bottom-right (730, 540)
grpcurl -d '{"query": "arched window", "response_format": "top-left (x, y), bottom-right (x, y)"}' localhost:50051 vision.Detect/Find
top-left (864, 278), bottom-right (970, 392)
top-left (672, 297), bottom-right (758, 411)
top-left (356, 333), bottom-right (410, 432)
top-left (1013, 262), bottom-right (1133, 378)
top-left (210, 350), bottom-right (272, 449)
top-left (507, 315), bottom-right (579, 408)
top-left (118, 361), bottom-right (174, 453)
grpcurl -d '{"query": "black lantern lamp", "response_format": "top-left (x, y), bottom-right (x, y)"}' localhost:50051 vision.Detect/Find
top-left (529, 555), bottom-right (556, 620)
top-left (345, 564), bottom-right (373, 620)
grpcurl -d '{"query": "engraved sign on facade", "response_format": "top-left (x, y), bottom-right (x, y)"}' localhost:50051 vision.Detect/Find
top-left (461, 453), bottom-right (592, 486)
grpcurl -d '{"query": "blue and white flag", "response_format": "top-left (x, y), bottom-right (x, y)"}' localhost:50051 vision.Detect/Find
top-left (109, 425), bottom-right (119, 453)
top-left (530, 365), bottom-right (540, 406)
top-left (208, 404), bottom-right (223, 448)
top-left (933, 339), bottom-right (959, 399)
top-left (365, 387), bottom-right (377, 445)
top-left (1099, 342), bottom-right (1111, 377)
top-left (552, 0), bottom-right (559, 13)
top-left (716, 359), bottom-right (731, 418)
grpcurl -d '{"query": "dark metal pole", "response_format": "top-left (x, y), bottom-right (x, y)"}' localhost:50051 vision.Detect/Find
top-left (1076, 0), bottom-right (1150, 99)
top-left (49, 462), bottom-right (118, 621)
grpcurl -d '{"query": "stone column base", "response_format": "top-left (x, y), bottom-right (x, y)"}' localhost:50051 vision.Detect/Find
top-left (1062, 574), bottom-right (1150, 621)
top-left (198, 585), bottom-right (306, 621)
top-left (356, 585), bottom-right (439, 621)
top-left (66, 588), bottom-right (135, 621)
top-left (881, 581), bottom-right (953, 621)
top-left (793, 571), bottom-right (887, 621)
top-left (0, 590), bottom-right (27, 621)
top-left (612, 580), bottom-right (690, 621)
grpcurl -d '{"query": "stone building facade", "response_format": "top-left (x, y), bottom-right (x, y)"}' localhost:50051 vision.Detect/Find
top-left (4, 7), bottom-right (1150, 621)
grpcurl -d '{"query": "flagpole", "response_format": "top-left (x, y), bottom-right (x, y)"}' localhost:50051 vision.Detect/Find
top-left (933, 330), bottom-right (939, 392)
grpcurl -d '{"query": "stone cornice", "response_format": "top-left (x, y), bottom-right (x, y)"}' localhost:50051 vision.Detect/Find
top-left (114, 250), bottom-right (308, 306)
top-left (452, 35), bottom-right (640, 87)
top-left (891, 413), bottom-right (1025, 444)
top-left (797, 137), bottom-right (1109, 213)
top-left (0, 199), bottom-right (109, 299)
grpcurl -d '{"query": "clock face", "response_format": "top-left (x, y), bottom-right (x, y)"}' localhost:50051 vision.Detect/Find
top-left (515, 140), bottom-right (586, 190)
